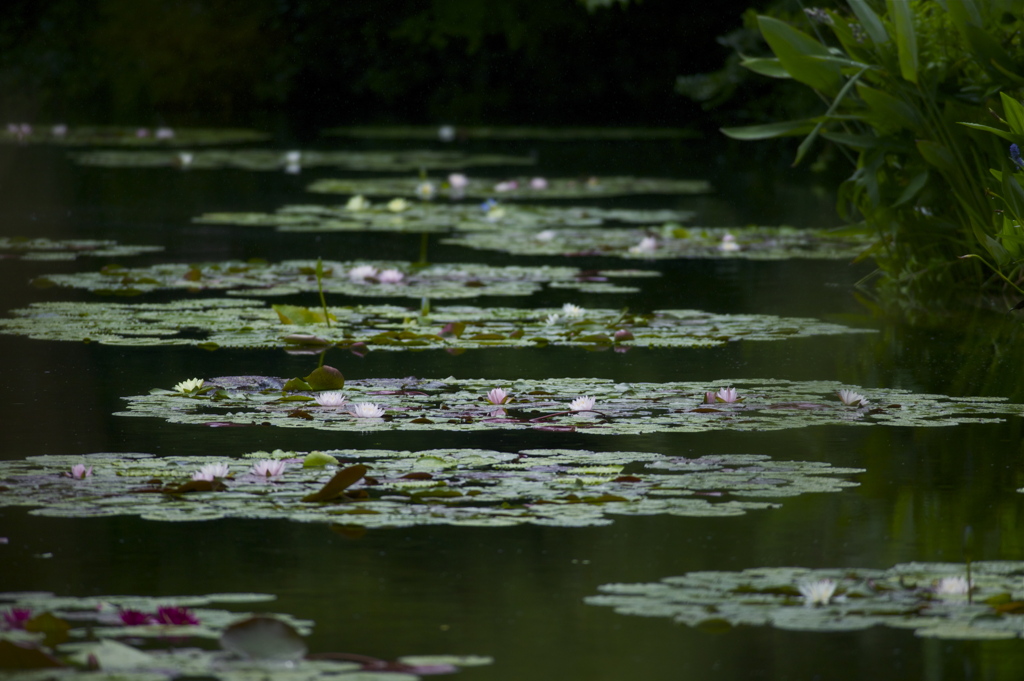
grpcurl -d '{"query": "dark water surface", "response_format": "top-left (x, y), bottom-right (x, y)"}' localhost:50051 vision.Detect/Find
top-left (2, 137), bottom-right (1023, 680)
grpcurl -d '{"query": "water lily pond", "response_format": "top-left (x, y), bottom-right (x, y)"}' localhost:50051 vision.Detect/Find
top-left (2, 133), bottom-right (1024, 681)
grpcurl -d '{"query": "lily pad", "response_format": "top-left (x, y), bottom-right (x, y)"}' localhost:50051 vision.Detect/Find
top-left (32, 259), bottom-right (657, 298)
top-left (194, 202), bottom-right (696, 234)
top-left (0, 125), bottom-right (268, 147)
top-left (0, 450), bottom-right (862, 528)
top-left (307, 176), bottom-right (710, 200)
top-left (0, 238), bottom-right (163, 262)
top-left (114, 375), bottom-right (1019, 435)
top-left (0, 591), bottom-right (487, 679)
top-left (443, 224), bottom-right (871, 261)
top-left (71, 149), bottom-right (533, 172)
top-left (0, 299), bottom-right (873, 350)
top-left (586, 562), bottom-right (1024, 640)
top-left (322, 125), bottom-right (698, 140)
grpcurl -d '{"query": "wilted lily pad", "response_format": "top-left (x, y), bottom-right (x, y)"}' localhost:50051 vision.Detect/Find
top-left (72, 149), bottom-right (533, 172)
top-left (308, 176), bottom-right (710, 200)
top-left (0, 591), bottom-right (486, 678)
top-left (115, 375), bottom-right (1019, 435)
top-left (586, 562), bottom-right (1024, 640)
top-left (323, 125), bottom-right (697, 140)
top-left (444, 224), bottom-right (870, 261)
top-left (0, 450), bottom-right (862, 528)
top-left (194, 202), bottom-right (695, 234)
top-left (0, 125), bottom-right (268, 147)
top-left (0, 299), bottom-right (872, 351)
top-left (0, 237), bottom-right (163, 262)
top-left (33, 259), bottom-right (656, 298)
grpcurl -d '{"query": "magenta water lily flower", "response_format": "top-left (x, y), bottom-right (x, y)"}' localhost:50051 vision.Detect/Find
top-left (119, 608), bottom-right (155, 626)
top-left (351, 403), bottom-right (385, 418)
top-left (192, 463), bottom-right (230, 481)
top-left (569, 396), bottom-right (596, 411)
top-left (155, 606), bottom-right (199, 626)
top-left (69, 464), bottom-right (93, 480)
top-left (486, 388), bottom-right (510, 405)
top-left (251, 460), bottom-right (286, 478)
top-left (3, 608), bottom-right (31, 630)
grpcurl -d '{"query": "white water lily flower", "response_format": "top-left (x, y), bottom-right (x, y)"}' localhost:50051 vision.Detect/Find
top-left (448, 173), bottom-right (468, 189)
top-left (494, 180), bottom-right (518, 192)
top-left (345, 195), bottom-right (370, 211)
top-left (561, 303), bottom-right (584, 318)
top-left (348, 265), bottom-right (379, 282)
top-left (530, 177), bottom-right (548, 190)
top-left (416, 182), bottom-right (436, 200)
top-left (798, 579), bottom-right (837, 606)
top-left (569, 396), bottom-right (596, 411)
top-left (177, 152), bottom-right (193, 167)
top-left (70, 464), bottom-right (92, 480)
top-left (438, 125), bottom-right (456, 142)
top-left (378, 269), bottom-right (404, 284)
top-left (486, 388), bottom-right (510, 405)
top-left (935, 576), bottom-right (970, 595)
top-left (718, 233), bottom-right (739, 252)
top-left (284, 150), bottom-right (301, 164)
top-left (51, 124), bottom-right (67, 137)
top-left (629, 236), bottom-right (658, 254)
top-left (545, 313), bottom-right (560, 325)
top-left (838, 389), bottom-right (869, 406)
top-left (174, 378), bottom-right (204, 393)
top-left (251, 459), bottom-right (286, 478)
top-left (535, 230), bottom-right (557, 242)
top-left (351, 403), bottom-right (385, 418)
top-left (314, 391), bottom-right (347, 407)
top-left (387, 198), bottom-right (409, 212)
top-left (192, 463), bottom-right (230, 481)
top-left (715, 387), bottom-right (741, 403)
top-left (155, 127), bottom-right (175, 139)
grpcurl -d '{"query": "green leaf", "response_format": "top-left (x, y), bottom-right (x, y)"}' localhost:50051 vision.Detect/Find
top-left (739, 57), bottom-right (791, 78)
top-left (819, 131), bottom-right (882, 149)
top-left (916, 140), bottom-right (957, 175)
top-left (893, 171), bottom-right (929, 207)
top-left (756, 16), bottom-right (842, 95)
top-left (793, 66), bottom-right (868, 167)
top-left (1001, 92), bottom-right (1024, 136)
top-left (301, 464), bottom-right (368, 502)
top-left (272, 304), bottom-right (333, 325)
top-left (303, 451), bottom-right (340, 468)
top-left (857, 84), bottom-right (920, 133)
top-left (304, 365), bottom-right (345, 391)
top-left (887, 0), bottom-right (919, 83)
top-left (720, 119), bottom-right (819, 140)
top-left (958, 122), bottom-right (1016, 143)
top-left (1002, 173), bottom-right (1024, 222)
top-left (847, 0), bottom-right (889, 44)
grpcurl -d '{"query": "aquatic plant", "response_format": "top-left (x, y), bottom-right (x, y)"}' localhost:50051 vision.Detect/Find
top-left (68, 464), bottom-right (92, 480)
top-left (838, 389), bottom-right (869, 407)
top-left (714, 387), bottom-right (742, 403)
top-left (251, 460), bottom-right (287, 478)
top-left (486, 388), bottom-right (511, 405)
top-left (0, 237), bottom-right (162, 261)
top-left (798, 579), bottom-right (838, 607)
top-left (350, 403), bottom-right (385, 418)
top-left (314, 392), bottom-right (347, 407)
top-left (569, 396), bottom-right (596, 411)
top-left (173, 378), bottom-right (204, 394)
top-left (0, 125), bottom-right (268, 146)
top-left (192, 463), bottom-right (230, 482)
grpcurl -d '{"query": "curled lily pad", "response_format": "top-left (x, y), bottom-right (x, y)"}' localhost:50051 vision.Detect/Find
top-left (0, 450), bottom-right (862, 528)
top-left (0, 238), bottom-right (163, 262)
top-left (72, 149), bottom-right (533, 172)
top-left (586, 562), bottom-right (1024, 640)
top-left (443, 224), bottom-right (871, 261)
top-left (220, 617), bottom-right (307, 662)
top-left (0, 125), bottom-right (268, 147)
top-left (0, 299), bottom-right (872, 350)
top-left (32, 259), bottom-right (656, 298)
top-left (194, 202), bottom-right (695, 234)
top-left (323, 125), bottom-right (697, 140)
top-left (115, 376), bottom-right (1019, 435)
top-left (307, 176), bottom-right (710, 200)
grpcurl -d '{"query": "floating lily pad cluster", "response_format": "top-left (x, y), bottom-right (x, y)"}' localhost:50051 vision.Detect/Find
top-left (195, 202), bottom-right (696, 234)
top-left (323, 125), bottom-right (697, 140)
top-left (308, 176), bottom-right (711, 200)
top-left (33, 259), bottom-right (656, 298)
top-left (0, 450), bottom-right (862, 528)
top-left (0, 238), bottom-right (163, 262)
top-left (0, 299), bottom-right (873, 350)
top-left (71, 149), bottom-right (533, 172)
top-left (115, 375), bottom-right (1017, 435)
top-left (0, 591), bottom-right (489, 678)
top-left (0, 126), bottom-right (268, 146)
top-left (444, 225), bottom-right (871, 261)
top-left (586, 562), bottom-right (1024, 640)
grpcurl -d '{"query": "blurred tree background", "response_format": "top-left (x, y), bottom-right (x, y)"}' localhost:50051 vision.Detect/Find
top-left (0, 0), bottom-right (773, 131)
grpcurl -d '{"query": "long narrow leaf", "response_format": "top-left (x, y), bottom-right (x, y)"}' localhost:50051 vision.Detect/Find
top-left (887, 0), bottom-right (919, 83)
top-left (1001, 92), bottom-right (1024, 135)
top-left (739, 57), bottom-right (791, 79)
top-left (720, 119), bottom-right (819, 140)
top-left (792, 66), bottom-right (869, 167)
top-left (958, 122), bottom-right (1016, 142)
top-left (757, 16), bottom-right (843, 95)
top-left (847, 0), bottom-right (889, 44)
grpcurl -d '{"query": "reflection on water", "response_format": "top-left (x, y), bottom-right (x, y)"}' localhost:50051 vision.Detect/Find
top-left (1, 138), bottom-right (1023, 680)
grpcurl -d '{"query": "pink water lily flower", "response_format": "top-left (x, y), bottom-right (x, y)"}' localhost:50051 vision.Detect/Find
top-left (448, 173), bottom-right (469, 189)
top-left (530, 177), bottom-right (548, 190)
top-left (251, 460), bottom-right (286, 478)
top-left (69, 464), bottom-right (93, 480)
top-left (486, 388), bottom-right (510, 405)
top-left (378, 269), bottom-right (404, 284)
top-left (714, 387), bottom-right (741, 403)
top-left (192, 463), bottom-right (230, 481)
